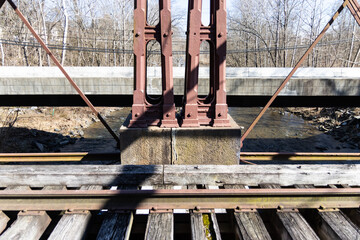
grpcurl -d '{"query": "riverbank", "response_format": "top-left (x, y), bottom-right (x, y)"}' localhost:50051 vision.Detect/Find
top-left (0, 107), bottom-right (120, 153)
top-left (285, 107), bottom-right (360, 149)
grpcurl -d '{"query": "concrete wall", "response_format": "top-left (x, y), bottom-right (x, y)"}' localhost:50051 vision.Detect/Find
top-left (0, 67), bottom-right (359, 96)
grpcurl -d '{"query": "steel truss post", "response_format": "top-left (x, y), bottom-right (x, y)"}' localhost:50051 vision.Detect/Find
top-left (130, 0), bottom-right (178, 128)
top-left (181, 0), bottom-right (230, 127)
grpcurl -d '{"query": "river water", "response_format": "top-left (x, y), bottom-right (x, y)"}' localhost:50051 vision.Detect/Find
top-left (61, 107), bottom-right (357, 153)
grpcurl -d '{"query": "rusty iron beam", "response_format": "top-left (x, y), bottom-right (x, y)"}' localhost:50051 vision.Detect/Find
top-left (0, 152), bottom-right (358, 162)
top-left (241, 0), bottom-right (350, 144)
top-left (241, 152), bottom-right (360, 161)
top-left (3, 0), bottom-right (120, 144)
top-left (130, 0), bottom-right (178, 128)
top-left (0, 152), bottom-right (119, 162)
top-left (0, 188), bottom-right (359, 211)
top-left (182, 0), bottom-right (230, 127)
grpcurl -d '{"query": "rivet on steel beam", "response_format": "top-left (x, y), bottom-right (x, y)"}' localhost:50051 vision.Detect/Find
top-left (135, 113), bottom-right (139, 117)
top-left (163, 32), bottom-right (168, 37)
top-left (218, 113), bottom-right (222, 117)
top-left (166, 113), bottom-right (170, 117)
top-left (277, 205), bottom-right (284, 210)
top-left (194, 206), bottom-right (200, 211)
top-left (135, 32), bottom-right (141, 37)
top-left (218, 32), bottom-right (224, 38)
top-left (187, 113), bottom-right (191, 118)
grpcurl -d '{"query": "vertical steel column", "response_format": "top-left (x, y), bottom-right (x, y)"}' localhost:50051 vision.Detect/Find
top-left (159, 0), bottom-right (178, 127)
top-left (213, 0), bottom-right (230, 127)
top-left (182, 0), bottom-right (230, 127)
top-left (130, 0), bottom-right (147, 128)
top-left (130, 0), bottom-right (178, 128)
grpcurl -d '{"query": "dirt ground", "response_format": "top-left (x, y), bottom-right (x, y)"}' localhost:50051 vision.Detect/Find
top-left (0, 107), bottom-right (120, 153)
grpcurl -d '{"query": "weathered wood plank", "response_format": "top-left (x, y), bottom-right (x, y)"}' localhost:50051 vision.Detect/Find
top-left (295, 184), bottom-right (360, 239)
top-left (48, 211), bottom-right (92, 240)
top-left (190, 212), bottom-right (207, 240)
top-left (210, 212), bottom-right (222, 240)
top-left (234, 211), bottom-right (271, 240)
top-left (277, 211), bottom-right (319, 240)
top-left (0, 211), bottom-right (9, 234)
top-left (0, 211), bottom-right (51, 240)
top-left (225, 185), bottom-right (271, 240)
top-left (97, 185), bottom-right (135, 240)
top-left (144, 185), bottom-right (174, 240)
top-left (342, 209), bottom-right (360, 228)
top-left (260, 184), bottom-right (319, 240)
top-left (145, 213), bottom-right (173, 240)
top-left (96, 212), bottom-right (133, 240)
top-left (164, 165), bottom-right (360, 186)
top-left (48, 185), bottom-right (102, 240)
top-left (317, 210), bottom-right (360, 240)
top-left (0, 165), bottom-right (164, 187)
top-left (0, 165), bottom-right (359, 187)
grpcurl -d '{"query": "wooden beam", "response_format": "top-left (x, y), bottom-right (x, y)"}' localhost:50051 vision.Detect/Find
top-left (97, 185), bottom-right (135, 240)
top-left (260, 184), bottom-right (319, 240)
top-left (48, 185), bottom-right (102, 240)
top-left (145, 185), bottom-right (174, 240)
top-left (164, 165), bottom-right (360, 186)
top-left (0, 165), bottom-right (359, 187)
top-left (0, 211), bottom-right (9, 234)
top-left (295, 184), bottom-right (360, 239)
top-left (225, 185), bottom-right (271, 240)
top-left (0, 165), bottom-right (163, 187)
top-left (0, 186), bottom-right (50, 240)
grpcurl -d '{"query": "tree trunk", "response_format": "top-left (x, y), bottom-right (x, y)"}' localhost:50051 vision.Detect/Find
top-left (61, 0), bottom-right (69, 66)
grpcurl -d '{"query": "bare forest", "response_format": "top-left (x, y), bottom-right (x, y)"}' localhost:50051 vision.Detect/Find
top-left (0, 0), bottom-right (359, 68)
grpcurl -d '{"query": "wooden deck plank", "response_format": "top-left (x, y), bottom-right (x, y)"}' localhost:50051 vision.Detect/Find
top-left (295, 184), bottom-right (360, 240)
top-left (190, 212), bottom-right (207, 240)
top-left (97, 185), bottom-right (135, 240)
top-left (225, 185), bottom-right (271, 240)
top-left (48, 211), bottom-right (92, 240)
top-left (145, 213), bottom-right (173, 240)
top-left (0, 211), bottom-right (9, 234)
top-left (0, 211), bottom-right (51, 240)
top-left (188, 185), bottom-right (207, 240)
top-left (0, 185), bottom-right (51, 240)
top-left (342, 209), bottom-right (360, 228)
top-left (260, 184), bottom-right (319, 240)
top-left (144, 185), bottom-right (174, 240)
top-left (48, 185), bottom-right (102, 240)
top-left (317, 210), bottom-right (360, 240)
top-left (96, 213), bottom-right (133, 240)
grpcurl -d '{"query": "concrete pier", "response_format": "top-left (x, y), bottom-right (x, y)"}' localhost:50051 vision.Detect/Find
top-left (120, 115), bottom-right (241, 165)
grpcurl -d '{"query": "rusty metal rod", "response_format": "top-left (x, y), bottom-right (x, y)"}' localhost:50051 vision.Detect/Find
top-left (0, 188), bottom-right (359, 211)
top-left (4, 0), bottom-right (120, 144)
top-left (241, 0), bottom-right (350, 144)
top-left (0, 152), bottom-right (358, 162)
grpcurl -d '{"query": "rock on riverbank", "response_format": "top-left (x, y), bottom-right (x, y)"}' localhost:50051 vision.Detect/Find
top-left (285, 107), bottom-right (360, 149)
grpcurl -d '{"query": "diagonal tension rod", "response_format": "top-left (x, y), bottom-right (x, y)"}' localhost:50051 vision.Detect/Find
top-left (240, 0), bottom-right (351, 146)
top-left (1, 0), bottom-right (120, 145)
